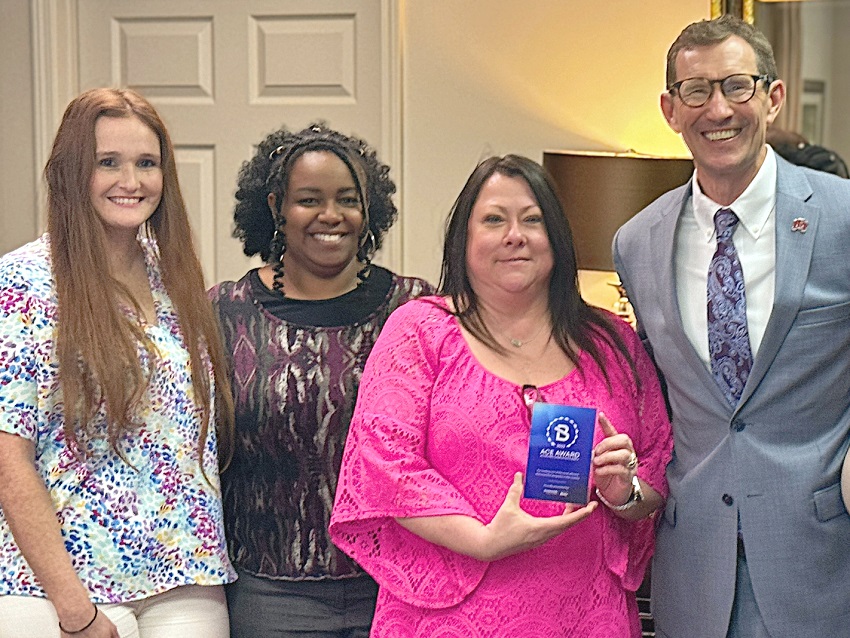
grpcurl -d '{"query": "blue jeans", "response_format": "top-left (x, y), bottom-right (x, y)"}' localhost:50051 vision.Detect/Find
top-left (226, 570), bottom-right (378, 638)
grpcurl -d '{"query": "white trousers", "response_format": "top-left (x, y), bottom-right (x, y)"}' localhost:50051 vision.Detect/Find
top-left (0, 585), bottom-right (229, 638)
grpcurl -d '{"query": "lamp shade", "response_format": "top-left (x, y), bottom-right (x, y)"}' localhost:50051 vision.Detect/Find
top-left (543, 151), bottom-right (694, 271)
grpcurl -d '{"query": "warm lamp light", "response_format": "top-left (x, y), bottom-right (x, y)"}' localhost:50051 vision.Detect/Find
top-left (543, 151), bottom-right (694, 271)
top-left (543, 150), bottom-right (694, 322)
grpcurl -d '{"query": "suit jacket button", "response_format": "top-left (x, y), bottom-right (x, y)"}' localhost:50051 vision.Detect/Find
top-left (722, 494), bottom-right (734, 506)
top-left (731, 419), bottom-right (745, 432)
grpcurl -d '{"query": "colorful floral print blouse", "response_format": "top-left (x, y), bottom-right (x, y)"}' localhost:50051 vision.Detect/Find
top-left (0, 235), bottom-right (235, 603)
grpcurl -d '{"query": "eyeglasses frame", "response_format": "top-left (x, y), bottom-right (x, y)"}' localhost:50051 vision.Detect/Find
top-left (668, 73), bottom-right (774, 108)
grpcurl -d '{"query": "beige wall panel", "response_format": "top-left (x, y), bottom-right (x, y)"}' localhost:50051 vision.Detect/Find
top-left (0, 0), bottom-right (38, 255)
top-left (174, 146), bottom-right (216, 280)
top-left (112, 17), bottom-right (214, 102)
top-left (251, 14), bottom-right (355, 102)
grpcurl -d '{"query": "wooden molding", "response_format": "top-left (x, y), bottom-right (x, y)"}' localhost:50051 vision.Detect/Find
top-left (31, 0), bottom-right (80, 231)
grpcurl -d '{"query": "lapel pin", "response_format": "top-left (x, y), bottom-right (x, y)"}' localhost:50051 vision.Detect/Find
top-left (791, 217), bottom-right (809, 233)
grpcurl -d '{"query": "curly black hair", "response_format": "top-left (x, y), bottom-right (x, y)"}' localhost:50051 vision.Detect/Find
top-left (232, 122), bottom-right (398, 271)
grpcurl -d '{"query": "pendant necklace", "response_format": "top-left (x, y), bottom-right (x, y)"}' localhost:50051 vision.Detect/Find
top-left (504, 320), bottom-right (549, 349)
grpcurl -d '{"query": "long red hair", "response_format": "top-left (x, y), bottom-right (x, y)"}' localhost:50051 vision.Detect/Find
top-left (44, 88), bottom-right (233, 468)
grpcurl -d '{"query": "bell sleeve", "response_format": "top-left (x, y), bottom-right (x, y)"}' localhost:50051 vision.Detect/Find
top-left (329, 298), bottom-right (489, 608)
top-left (599, 317), bottom-right (673, 591)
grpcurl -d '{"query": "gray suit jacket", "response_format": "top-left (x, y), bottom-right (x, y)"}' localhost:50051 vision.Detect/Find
top-left (613, 155), bottom-right (850, 638)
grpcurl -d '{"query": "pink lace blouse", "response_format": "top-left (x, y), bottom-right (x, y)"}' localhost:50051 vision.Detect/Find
top-left (330, 297), bottom-right (672, 637)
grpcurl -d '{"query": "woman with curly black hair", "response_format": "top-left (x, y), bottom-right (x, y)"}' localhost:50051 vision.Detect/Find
top-left (209, 123), bottom-right (434, 637)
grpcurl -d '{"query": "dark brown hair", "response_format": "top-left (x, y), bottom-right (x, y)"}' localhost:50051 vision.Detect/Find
top-left (45, 88), bottom-right (233, 468)
top-left (438, 154), bottom-right (638, 389)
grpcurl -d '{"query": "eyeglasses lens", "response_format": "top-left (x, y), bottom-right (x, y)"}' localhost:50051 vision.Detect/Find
top-left (677, 74), bottom-right (759, 107)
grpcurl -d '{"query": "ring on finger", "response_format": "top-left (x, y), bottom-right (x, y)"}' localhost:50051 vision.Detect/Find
top-left (626, 452), bottom-right (638, 471)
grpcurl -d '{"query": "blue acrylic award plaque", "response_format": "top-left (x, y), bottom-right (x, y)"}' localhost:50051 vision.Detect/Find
top-left (524, 403), bottom-right (596, 504)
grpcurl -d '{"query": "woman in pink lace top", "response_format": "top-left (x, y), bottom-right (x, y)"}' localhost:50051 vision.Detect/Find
top-left (330, 155), bottom-right (673, 637)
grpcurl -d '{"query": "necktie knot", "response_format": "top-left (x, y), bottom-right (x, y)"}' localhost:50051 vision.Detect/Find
top-left (714, 208), bottom-right (739, 243)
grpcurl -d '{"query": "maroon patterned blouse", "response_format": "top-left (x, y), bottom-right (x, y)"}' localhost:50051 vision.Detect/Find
top-left (210, 267), bottom-right (434, 580)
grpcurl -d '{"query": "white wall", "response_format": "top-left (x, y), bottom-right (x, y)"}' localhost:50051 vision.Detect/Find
top-left (400, 0), bottom-right (707, 284)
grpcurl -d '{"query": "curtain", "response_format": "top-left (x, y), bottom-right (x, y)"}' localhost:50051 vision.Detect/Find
top-left (759, 3), bottom-right (803, 132)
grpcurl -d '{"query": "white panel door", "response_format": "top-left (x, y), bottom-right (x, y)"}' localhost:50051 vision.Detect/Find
top-left (74, 0), bottom-right (394, 284)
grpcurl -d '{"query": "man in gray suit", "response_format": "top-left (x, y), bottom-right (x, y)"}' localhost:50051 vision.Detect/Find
top-left (613, 15), bottom-right (850, 638)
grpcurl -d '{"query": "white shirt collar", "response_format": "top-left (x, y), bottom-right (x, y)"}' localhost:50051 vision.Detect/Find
top-left (690, 146), bottom-right (777, 243)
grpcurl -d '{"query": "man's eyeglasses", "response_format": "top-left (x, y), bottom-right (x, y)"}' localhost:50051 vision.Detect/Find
top-left (669, 73), bottom-right (773, 108)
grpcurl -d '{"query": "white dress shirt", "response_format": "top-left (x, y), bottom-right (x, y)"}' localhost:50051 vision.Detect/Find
top-left (674, 147), bottom-right (777, 369)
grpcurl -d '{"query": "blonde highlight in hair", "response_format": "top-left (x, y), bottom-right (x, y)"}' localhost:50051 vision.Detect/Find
top-left (45, 88), bottom-right (233, 470)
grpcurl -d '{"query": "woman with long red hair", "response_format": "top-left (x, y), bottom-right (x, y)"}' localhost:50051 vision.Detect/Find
top-left (0, 88), bottom-right (234, 637)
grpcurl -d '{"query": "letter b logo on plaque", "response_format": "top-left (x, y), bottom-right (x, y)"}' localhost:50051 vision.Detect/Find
top-left (524, 404), bottom-right (596, 504)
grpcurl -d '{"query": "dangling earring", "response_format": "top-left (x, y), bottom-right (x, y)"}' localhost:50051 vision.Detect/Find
top-left (356, 229), bottom-right (376, 283)
top-left (270, 227), bottom-right (286, 294)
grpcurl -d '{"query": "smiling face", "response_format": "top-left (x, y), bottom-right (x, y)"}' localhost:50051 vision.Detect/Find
top-left (271, 150), bottom-right (365, 281)
top-left (90, 115), bottom-right (163, 241)
top-left (465, 172), bottom-right (554, 302)
top-left (661, 35), bottom-right (784, 204)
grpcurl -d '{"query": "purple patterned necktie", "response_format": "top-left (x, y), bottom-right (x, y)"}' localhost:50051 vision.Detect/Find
top-left (707, 208), bottom-right (752, 406)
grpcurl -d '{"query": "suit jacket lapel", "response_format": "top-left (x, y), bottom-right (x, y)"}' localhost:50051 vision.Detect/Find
top-left (739, 159), bottom-right (818, 407)
top-left (650, 183), bottom-right (730, 407)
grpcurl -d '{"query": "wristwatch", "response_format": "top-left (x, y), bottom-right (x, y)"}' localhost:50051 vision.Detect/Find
top-left (596, 475), bottom-right (644, 511)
